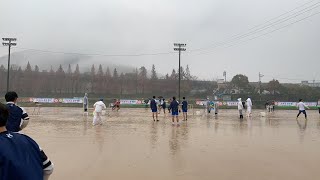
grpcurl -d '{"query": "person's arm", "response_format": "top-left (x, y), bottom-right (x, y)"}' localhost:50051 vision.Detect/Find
top-left (20, 107), bottom-right (30, 130)
top-left (304, 103), bottom-right (310, 109)
top-left (40, 147), bottom-right (54, 180)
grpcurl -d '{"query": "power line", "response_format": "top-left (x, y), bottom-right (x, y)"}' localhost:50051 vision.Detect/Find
top-left (263, 74), bottom-right (319, 82)
top-left (12, 47), bottom-right (176, 57)
top-left (188, 0), bottom-right (320, 53)
top-left (189, 10), bottom-right (320, 56)
top-left (4, 1), bottom-right (320, 58)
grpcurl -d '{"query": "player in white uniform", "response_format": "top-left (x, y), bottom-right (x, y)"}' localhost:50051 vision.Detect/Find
top-left (238, 98), bottom-right (244, 119)
top-left (246, 97), bottom-right (253, 117)
top-left (93, 99), bottom-right (107, 125)
top-left (296, 99), bottom-right (309, 119)
top-left (83, 93), bottom-right (89, 116)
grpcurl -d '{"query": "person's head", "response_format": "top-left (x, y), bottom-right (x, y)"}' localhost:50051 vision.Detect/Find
top-left (299, 99), bottom-right (303, 102)
top-left (173, 96), bottom-right (176, 100)
top-left (0, 103), bottom-right (9, 127)
top-left (100, 98), bottom-right (103, 102)
top-left (163, 98), bottom-right (165, 100)
top-left (5, 91), bottom-right (18, 103)
top-left (153, 96), bottom-right (155, 99)
top-left (183, 97), bottom-right (185, 100)
top-left (84, 93), bottom-right (88, 96)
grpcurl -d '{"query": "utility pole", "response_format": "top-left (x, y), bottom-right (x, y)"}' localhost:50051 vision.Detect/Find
top-left (2, 38), bottom-right (17, 92)
top-left (173, 43), bottom-right (186, 103)
top-left (259, 72), bottom-right (264, 94)
top-left (223, 71), bottom-right (227, 82)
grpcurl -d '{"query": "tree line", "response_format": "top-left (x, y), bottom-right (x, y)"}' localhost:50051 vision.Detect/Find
top-left (0, 62), bottom-right (199, 98)
top-left (0, 63), bottom-right (318, 101)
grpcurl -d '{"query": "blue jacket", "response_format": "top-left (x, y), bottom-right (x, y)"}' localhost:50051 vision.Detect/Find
top-left (0, 131), bottom-right (53, 180)
top-left (6, 102), bottom-right (29, 132)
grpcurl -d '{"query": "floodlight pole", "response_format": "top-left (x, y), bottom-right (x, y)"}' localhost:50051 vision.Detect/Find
top-left (173, 43), bottom-right (186, 103)
top-left (2, 38), bottom-right (17, 92)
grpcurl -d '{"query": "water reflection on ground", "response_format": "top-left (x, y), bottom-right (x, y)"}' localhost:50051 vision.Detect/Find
top-left (23, 108), bottom-right (320, 180)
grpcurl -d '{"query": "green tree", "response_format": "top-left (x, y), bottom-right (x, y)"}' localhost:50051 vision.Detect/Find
top-left (231, 74), bottom-right (249, 90)
top-left (267, 79), bottom-right (281, 94)
top-left (138, 66), bottom-right (147, 94)
top-left (151, 64), bottom-right (158, 80)
top-left (185, 65), bottom-right (192, 80)
top-left (170, 69), bottom-right (177, 80)
top-left (113, 68), bottom-right (119, 79)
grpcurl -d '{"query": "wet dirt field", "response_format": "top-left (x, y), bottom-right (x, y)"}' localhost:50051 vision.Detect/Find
top-left (22, 107), bottom-right (320, 180)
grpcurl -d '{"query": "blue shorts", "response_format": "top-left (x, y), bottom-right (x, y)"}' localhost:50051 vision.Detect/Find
top-left (182, 109), bottom-right (187, 113)
top-left (172, 111), bottom-right (179, 116)
top-left (151, 108), bottom-right (157, 113)
top-left (299, 110), bottom-right (306, 114)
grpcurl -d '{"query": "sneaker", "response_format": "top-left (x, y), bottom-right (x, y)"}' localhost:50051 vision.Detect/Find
top-left (172, 122), bottom-right (175, 125)
top-left (157, 120), bottom-right (159, 121)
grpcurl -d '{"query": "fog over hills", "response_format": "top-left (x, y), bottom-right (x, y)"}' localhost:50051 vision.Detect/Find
top-left (0, 50), bottom-right (136, 73)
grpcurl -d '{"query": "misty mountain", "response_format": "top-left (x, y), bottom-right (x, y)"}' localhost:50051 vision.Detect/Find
top-left (0, 50), bottom-right (136, 73)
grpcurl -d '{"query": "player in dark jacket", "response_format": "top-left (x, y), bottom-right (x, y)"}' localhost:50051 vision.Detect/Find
top-left (170, 97), bottom-right (180, 125)
top-left (5, 91), bottom-right (29, 132)
top-left (0, 103), bottom-right (54, 180)
top-left (182, 97), bottom-right (188, 121)
top-left (150, 96), bottom-right (159, 121)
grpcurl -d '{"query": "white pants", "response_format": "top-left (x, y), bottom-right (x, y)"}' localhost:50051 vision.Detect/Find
top-left (247, 107), bottom-right (252, 115)
top-left (93, 112), bottom-right (102, 125)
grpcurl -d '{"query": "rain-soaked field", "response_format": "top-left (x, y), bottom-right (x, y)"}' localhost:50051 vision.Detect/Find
top-left (22, 107), bottom-right (320, 180)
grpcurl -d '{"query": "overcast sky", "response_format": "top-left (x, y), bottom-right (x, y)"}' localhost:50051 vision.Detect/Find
top-left (0, 0), bottom-right (320, 83)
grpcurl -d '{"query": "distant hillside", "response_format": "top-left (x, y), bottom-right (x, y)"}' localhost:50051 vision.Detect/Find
top-left (0, 50), bottom-right (135, 73)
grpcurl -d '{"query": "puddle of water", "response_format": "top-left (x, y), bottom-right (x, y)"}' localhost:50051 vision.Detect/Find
top-left (22, 108), bottom-right (320, 180)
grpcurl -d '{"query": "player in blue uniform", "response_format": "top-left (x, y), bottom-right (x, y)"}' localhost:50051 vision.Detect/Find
top-left (5, 91), bottom-right (29, 132)
top-left (182, 97), bottom-right (188, 121)
top-left (170, 97), bottom-right (179, 125)
top-left (0, 103), bottom-right (54, 180)
top-left (150, 96), bottom-right (159, 121)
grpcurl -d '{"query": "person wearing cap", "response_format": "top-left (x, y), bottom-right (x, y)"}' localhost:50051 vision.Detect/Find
top-left (5, 91), bottom-right (29, 132)
top-left (0, 103), bottom-right (54, 180)
top-left (93, 99), bottom-right (107, 125)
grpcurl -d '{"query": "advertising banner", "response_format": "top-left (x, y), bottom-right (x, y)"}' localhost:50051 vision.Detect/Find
top-left (275, 102), bottom-right (317, 107)
top-left (62, 98), bottom-right (83, 104)
top-left (120, 100), bottom-right (142, 105)
top-left (32, 98), bottom-right (56, 103)
top-left (226, 101), bottom-right (238, 107)
top-left (196, 100), bottom-right (238, 107)
top-left (196, 100), bottom-right (207, 106)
